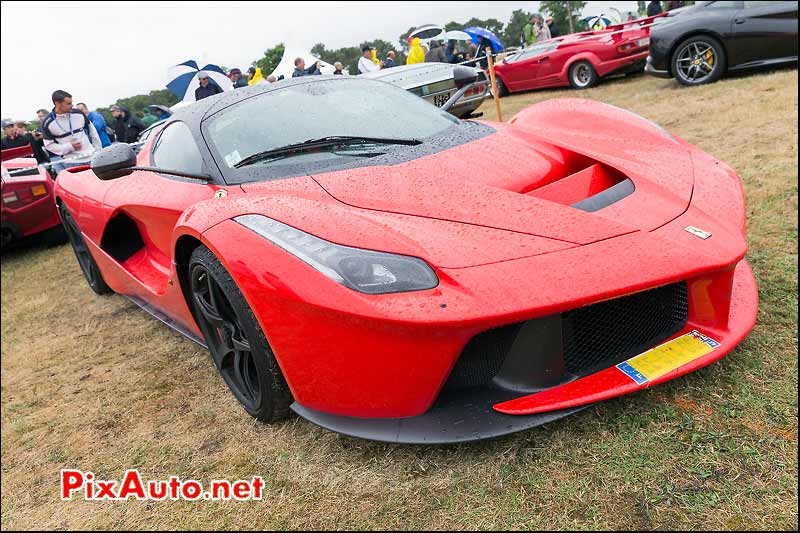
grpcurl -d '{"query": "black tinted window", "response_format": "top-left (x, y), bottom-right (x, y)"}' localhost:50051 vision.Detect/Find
top-left (151, 122), bottom-right (203, 174)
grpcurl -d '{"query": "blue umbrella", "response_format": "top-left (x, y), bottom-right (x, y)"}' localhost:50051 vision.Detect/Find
top-left (463, 27), bottom-right (504, 52)
top-left (166, 60), bottom-right (233, 102)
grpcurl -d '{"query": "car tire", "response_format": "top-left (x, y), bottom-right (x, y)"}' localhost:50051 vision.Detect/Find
top-left (188, 245), bottom-right (292, 423)
top-left (569, 60), bottom-right (599, 89)
top-left (60, 204), bottom-right (111, 295)
top-left (495, 76), bottom-right (509, 97)
top-left (671, 35), bottom-right (726, 86)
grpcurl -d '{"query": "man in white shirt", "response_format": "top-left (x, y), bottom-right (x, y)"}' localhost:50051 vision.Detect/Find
top-left (357, 46), bottom-right (382, 74)
top-left (41, 90), bottom-right (102, 174)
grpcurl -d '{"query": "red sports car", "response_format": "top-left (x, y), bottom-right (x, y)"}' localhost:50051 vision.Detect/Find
top-left (54, 76), bottom-right (757, 443)
top-left (494, 15), bottom-right (664, 94)
top-left (1, 151), bottom-right (65, 248)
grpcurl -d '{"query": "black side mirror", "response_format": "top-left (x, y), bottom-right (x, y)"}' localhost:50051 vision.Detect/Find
top-left (453, 66), bottom-right (479, 89)
top-left (91, 143), bottom-right (137, 180)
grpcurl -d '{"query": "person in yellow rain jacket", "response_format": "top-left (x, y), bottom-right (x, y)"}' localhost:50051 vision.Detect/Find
top-left (247, 67), bottom-right (265, 85)
top-left (407, 37), bottom-right (425, 65)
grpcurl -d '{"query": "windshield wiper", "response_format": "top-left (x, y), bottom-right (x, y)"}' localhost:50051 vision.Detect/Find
top-left (234, 135), bottom-right (422, 168)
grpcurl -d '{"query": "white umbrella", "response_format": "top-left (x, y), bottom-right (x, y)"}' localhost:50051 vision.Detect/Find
top-left (268, 48), bottom-right (338, 79)
top-left (444, 30), bottom-right (472, 41)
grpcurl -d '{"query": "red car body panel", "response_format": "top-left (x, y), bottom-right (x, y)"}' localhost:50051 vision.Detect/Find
top-left (1, 155), bottom-right (61, 243)
top-left (494, 15), bottom-right (664, 93)
top-left (53, 96), bottom-right (757, 440)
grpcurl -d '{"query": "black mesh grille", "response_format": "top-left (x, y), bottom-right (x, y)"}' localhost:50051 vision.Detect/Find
top-left (6, 167), bottom-right (40, 177)
top-left (563, 282), bottom-right (689, 377)
top-left (443, 282), bottom-right (689, 390)
top-left (443, 323), bottom-right (522, 390)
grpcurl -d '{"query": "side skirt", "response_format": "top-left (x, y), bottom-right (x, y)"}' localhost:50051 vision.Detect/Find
top-left (125, 294), bottom-right (207, 348)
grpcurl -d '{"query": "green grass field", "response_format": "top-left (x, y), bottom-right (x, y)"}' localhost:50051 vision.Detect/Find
top-left (1, 68), bottom-right (797, 530)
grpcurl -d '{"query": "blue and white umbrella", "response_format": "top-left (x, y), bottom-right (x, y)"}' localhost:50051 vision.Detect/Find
top-left (582, 14), bottom-right (613, 30)
top-left (166, 60), bottom-right (233, 103)
top-left (463, 27), bottom-right (504, 52)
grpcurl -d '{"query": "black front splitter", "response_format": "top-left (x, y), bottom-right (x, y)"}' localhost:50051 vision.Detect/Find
top-left (291, 388), bottom-right (586, 445)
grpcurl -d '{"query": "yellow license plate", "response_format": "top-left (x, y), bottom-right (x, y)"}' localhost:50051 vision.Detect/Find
top-left (616, 330), bottom-right (720, 384)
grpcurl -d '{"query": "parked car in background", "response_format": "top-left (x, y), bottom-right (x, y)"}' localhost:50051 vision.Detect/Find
top-left (362, 63), bottom-right (490, 118)
top-left (645, 0), bottom-right (798, 86)
top-left (493, 14), bottom-right (664, 94)
top-left (1, 154), bottom-right (65, 248)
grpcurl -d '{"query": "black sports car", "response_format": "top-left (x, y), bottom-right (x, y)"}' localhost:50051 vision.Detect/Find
top-left (645, 0), bottom-right (798, 85)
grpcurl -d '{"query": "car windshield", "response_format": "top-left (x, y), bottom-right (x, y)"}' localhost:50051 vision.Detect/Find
top-left (205, 78), bottom-right (460, 171)
top-left (506, 41), bottom-right (559, 63)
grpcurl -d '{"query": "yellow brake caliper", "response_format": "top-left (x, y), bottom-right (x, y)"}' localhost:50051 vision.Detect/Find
top-left (705, 49), bottom-right (714, 66)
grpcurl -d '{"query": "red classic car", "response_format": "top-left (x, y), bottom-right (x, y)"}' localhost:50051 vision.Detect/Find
top-left (493, 15), bottom-right (665, 94)
top-left (1, 151), bottom-right (65, 248)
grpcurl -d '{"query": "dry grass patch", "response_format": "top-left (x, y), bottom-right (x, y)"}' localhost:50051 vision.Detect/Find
top-left (2, 68), bottom-right (797, 530)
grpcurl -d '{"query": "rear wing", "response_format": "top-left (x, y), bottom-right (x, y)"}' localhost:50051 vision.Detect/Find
top-left (604, 13), bottom-right (667, 33)
top-left (572, 13), bottom-right (668, 43)
top-left (1, 145), bottom-right (33, 161)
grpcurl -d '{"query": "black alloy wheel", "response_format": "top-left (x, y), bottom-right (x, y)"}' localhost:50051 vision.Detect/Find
top-left (60, 204), bottom-right (111, 294)
top-left (188, 245), bottom-right (291, 422)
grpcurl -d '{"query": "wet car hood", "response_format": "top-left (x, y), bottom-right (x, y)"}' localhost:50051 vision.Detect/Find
top-left (304, 120), bottom-right (694, 246)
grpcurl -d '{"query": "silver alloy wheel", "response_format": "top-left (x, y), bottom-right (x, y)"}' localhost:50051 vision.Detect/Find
top-left (675, 41), bottom-right (716, 84)
top-left (573, 63), bottom-right (593, 87)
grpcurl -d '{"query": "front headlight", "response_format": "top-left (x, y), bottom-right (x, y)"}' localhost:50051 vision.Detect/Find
top-left (235, 214), bottom-right (439, 295)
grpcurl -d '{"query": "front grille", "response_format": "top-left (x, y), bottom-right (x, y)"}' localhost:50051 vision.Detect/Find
top-left (5, 167), bottom-right (40, 177)
top-left (562, 282), bottom-right (689, 377)
top-left (443, 282), bottom-right (689, 390)
top-left (444, 323), bottom-right (522, 390)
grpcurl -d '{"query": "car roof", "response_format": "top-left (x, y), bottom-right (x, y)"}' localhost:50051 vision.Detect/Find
top-left (361, 63), bottom-right (459, 87)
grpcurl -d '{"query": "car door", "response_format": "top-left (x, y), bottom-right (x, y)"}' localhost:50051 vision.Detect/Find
top-left (502, 45), bottom-right (553, 89)
top-left (729, 1), bottom-right (799, 67)
top-left (101, 121), bottom-right (216, 292)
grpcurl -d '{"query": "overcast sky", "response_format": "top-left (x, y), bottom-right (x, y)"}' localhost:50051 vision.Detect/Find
top-left (1, 0), bottom-right (638, 120)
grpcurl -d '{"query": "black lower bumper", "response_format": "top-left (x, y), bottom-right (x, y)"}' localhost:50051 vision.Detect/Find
top-left (645, 57), bottom-right (672, 79)
top-left (291, 387), bottom-right (586, 444)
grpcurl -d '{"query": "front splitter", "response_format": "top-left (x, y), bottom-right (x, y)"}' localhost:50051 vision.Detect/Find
top-left (291, 387), bottom-right (586, 444)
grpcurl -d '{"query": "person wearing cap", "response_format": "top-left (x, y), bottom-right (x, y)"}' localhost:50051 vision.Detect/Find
top-left (384, 51), bottom-right (397, 69)
top-left (535, 13), bottom-right (551, 41)
top-left (292, 57), bottom-right (322, 78)
top-left (1, 120), bottom-right (30, 150)
top-left (195, 71), bottom-right (223, 101)
top-left (229, 68), bottom-right (248, 89)
top-left (358, 46), bottom-right (382, 74)
top-left (110, 104), bottom-right (146, 144)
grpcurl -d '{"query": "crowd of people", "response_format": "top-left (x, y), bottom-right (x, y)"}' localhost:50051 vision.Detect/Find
top-left (3, 4), bottom-right (689, 164)
top-left (1, 90), bottom-right (155, 173)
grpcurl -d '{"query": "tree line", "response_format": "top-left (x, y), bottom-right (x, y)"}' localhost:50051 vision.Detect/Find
top-left (9, 1), bottom-right (609, 131)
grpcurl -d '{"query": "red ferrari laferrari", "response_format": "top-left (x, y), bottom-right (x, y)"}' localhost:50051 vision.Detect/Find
top-left (54, 76), bottom-right (757, 443)
top-left (493, 15), bottom-right (664, 94)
